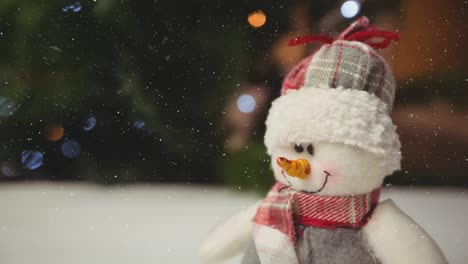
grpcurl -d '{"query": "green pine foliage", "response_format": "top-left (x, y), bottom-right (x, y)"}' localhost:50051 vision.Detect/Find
top-left (220, 143), bottom-right (274, 193)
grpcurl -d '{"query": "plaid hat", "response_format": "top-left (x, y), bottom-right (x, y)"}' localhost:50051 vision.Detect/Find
top-left (281, 17), bottom-right (397, 112)
top-left (264, 17), bottom-right (401, 175)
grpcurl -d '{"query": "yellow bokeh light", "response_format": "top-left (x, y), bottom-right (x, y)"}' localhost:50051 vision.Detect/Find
top-left (248, 10), bottom-right (266, 28)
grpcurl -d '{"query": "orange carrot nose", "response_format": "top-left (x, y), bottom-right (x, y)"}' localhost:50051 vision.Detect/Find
top-left (276, 157), bottom-right (311, 179)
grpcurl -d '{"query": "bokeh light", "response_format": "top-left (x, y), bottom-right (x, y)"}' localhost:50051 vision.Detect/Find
top-left (62, 2), bottom-right (82, 12)
top-left (83, 116), bottom-right (97, 132)
top-left (1, 162), bottom-right (19, 177)
top-left (133, 121), bottom-right (145, 130)
top-left (44, 124), bottom-right (65, 141)
top-left (61, 140), bottom-right (82, 159)
top-left (21, 150), bottom-right (44, 170)
top-left (0, 97), bottom-right (16, 117)
top-left (341, 0), bottom-right (361, 18)
top-left (247, 10), bottom-right (267, 28)
top-left (236, 94), bottom-right (256, 113)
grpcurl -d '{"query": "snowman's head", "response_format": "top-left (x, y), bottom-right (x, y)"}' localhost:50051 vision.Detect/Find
top-left (264, 87), bottom-right (401, 196)
top-left (265, 18), bottom-right (402, 196)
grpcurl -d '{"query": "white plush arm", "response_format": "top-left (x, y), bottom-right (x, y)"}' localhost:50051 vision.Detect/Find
top-left (199, 201), bottom-right (260, 264)
top-left (363, 199), bottom-right (447, 264)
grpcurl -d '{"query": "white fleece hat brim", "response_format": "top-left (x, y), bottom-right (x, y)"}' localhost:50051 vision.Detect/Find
top-left (264, 87), bottom-right (401, 172)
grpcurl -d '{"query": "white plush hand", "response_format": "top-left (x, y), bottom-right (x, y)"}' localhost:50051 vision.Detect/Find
top-left (363, 199), bottom-right (447, 264)
top-left (199, 201), bottom-right (260, 264)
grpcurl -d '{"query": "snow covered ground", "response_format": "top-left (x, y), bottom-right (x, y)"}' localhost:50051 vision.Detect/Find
top-left (0, 183), bottom-right (466, 264)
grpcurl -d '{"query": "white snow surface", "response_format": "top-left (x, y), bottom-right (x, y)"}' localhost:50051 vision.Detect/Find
top-left (0, 183), bottom-right (466, 264)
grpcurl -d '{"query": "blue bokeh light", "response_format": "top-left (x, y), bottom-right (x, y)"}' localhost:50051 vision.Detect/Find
top-left (0, 97), bottom-right (16, 117)
top-left (341, 0), bottom-right (361, 19)
top-left (21, 150), bottom-right (44, 170)
top-left (236, 94), bottom-right (256, 113)
top-left (62, 2), bottom-right (82, 12)
top-left (133, 121), bottom-right (145, 130)
top-left (1, 163), bottom-right (19, 177)
top-left (83, 116), bottom-right (97, 131)
top-left (61, 140), bottom-right (82, 159)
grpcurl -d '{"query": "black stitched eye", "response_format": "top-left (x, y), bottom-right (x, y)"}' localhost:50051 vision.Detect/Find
top-left (307, 144), bottom-right (314, 155)
top-left (294, 144), bottom-right (304, 153)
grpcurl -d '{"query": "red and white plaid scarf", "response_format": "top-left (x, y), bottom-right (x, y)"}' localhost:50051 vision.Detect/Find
top-left (251, 182), bottom-right (380, 264)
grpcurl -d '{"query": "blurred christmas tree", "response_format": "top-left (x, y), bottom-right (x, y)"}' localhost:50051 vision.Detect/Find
top-left (0, 0), bottom-right (258, 183)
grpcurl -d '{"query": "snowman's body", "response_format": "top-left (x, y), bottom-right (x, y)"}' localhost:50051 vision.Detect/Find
top-left (199, 17), bottom-right (447, 264)
top-left (200, 195), bottom-right (447, 264)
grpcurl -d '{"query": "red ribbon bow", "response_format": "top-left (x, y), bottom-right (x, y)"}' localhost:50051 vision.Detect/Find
top-left (288, 16), bottom-right (399, 50)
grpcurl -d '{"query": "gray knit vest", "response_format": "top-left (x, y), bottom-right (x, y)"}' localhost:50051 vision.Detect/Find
top-left (242, 225), bottom-right (380, 264)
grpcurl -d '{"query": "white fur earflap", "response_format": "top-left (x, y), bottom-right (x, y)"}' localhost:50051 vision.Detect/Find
top-left (264, 87), bottom-right (401, 175)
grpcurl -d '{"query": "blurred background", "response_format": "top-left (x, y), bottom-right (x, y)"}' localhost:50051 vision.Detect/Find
top-left (0, 0), bottom-right (467, 189)
top-left (0, 0), bottom-right (467, 263)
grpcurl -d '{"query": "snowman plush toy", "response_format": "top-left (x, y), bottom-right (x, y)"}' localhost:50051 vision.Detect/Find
top-left (200, 17), bottom-right (447, 264)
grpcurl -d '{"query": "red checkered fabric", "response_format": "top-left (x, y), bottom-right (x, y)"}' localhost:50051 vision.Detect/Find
top-left (253, 182), bottom-right (381, 242)
top-left (280, 54), bottom-right (315, 95)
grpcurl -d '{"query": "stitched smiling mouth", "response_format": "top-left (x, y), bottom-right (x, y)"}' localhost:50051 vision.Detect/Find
top-left (280, 170), bottom-right (331, 193)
